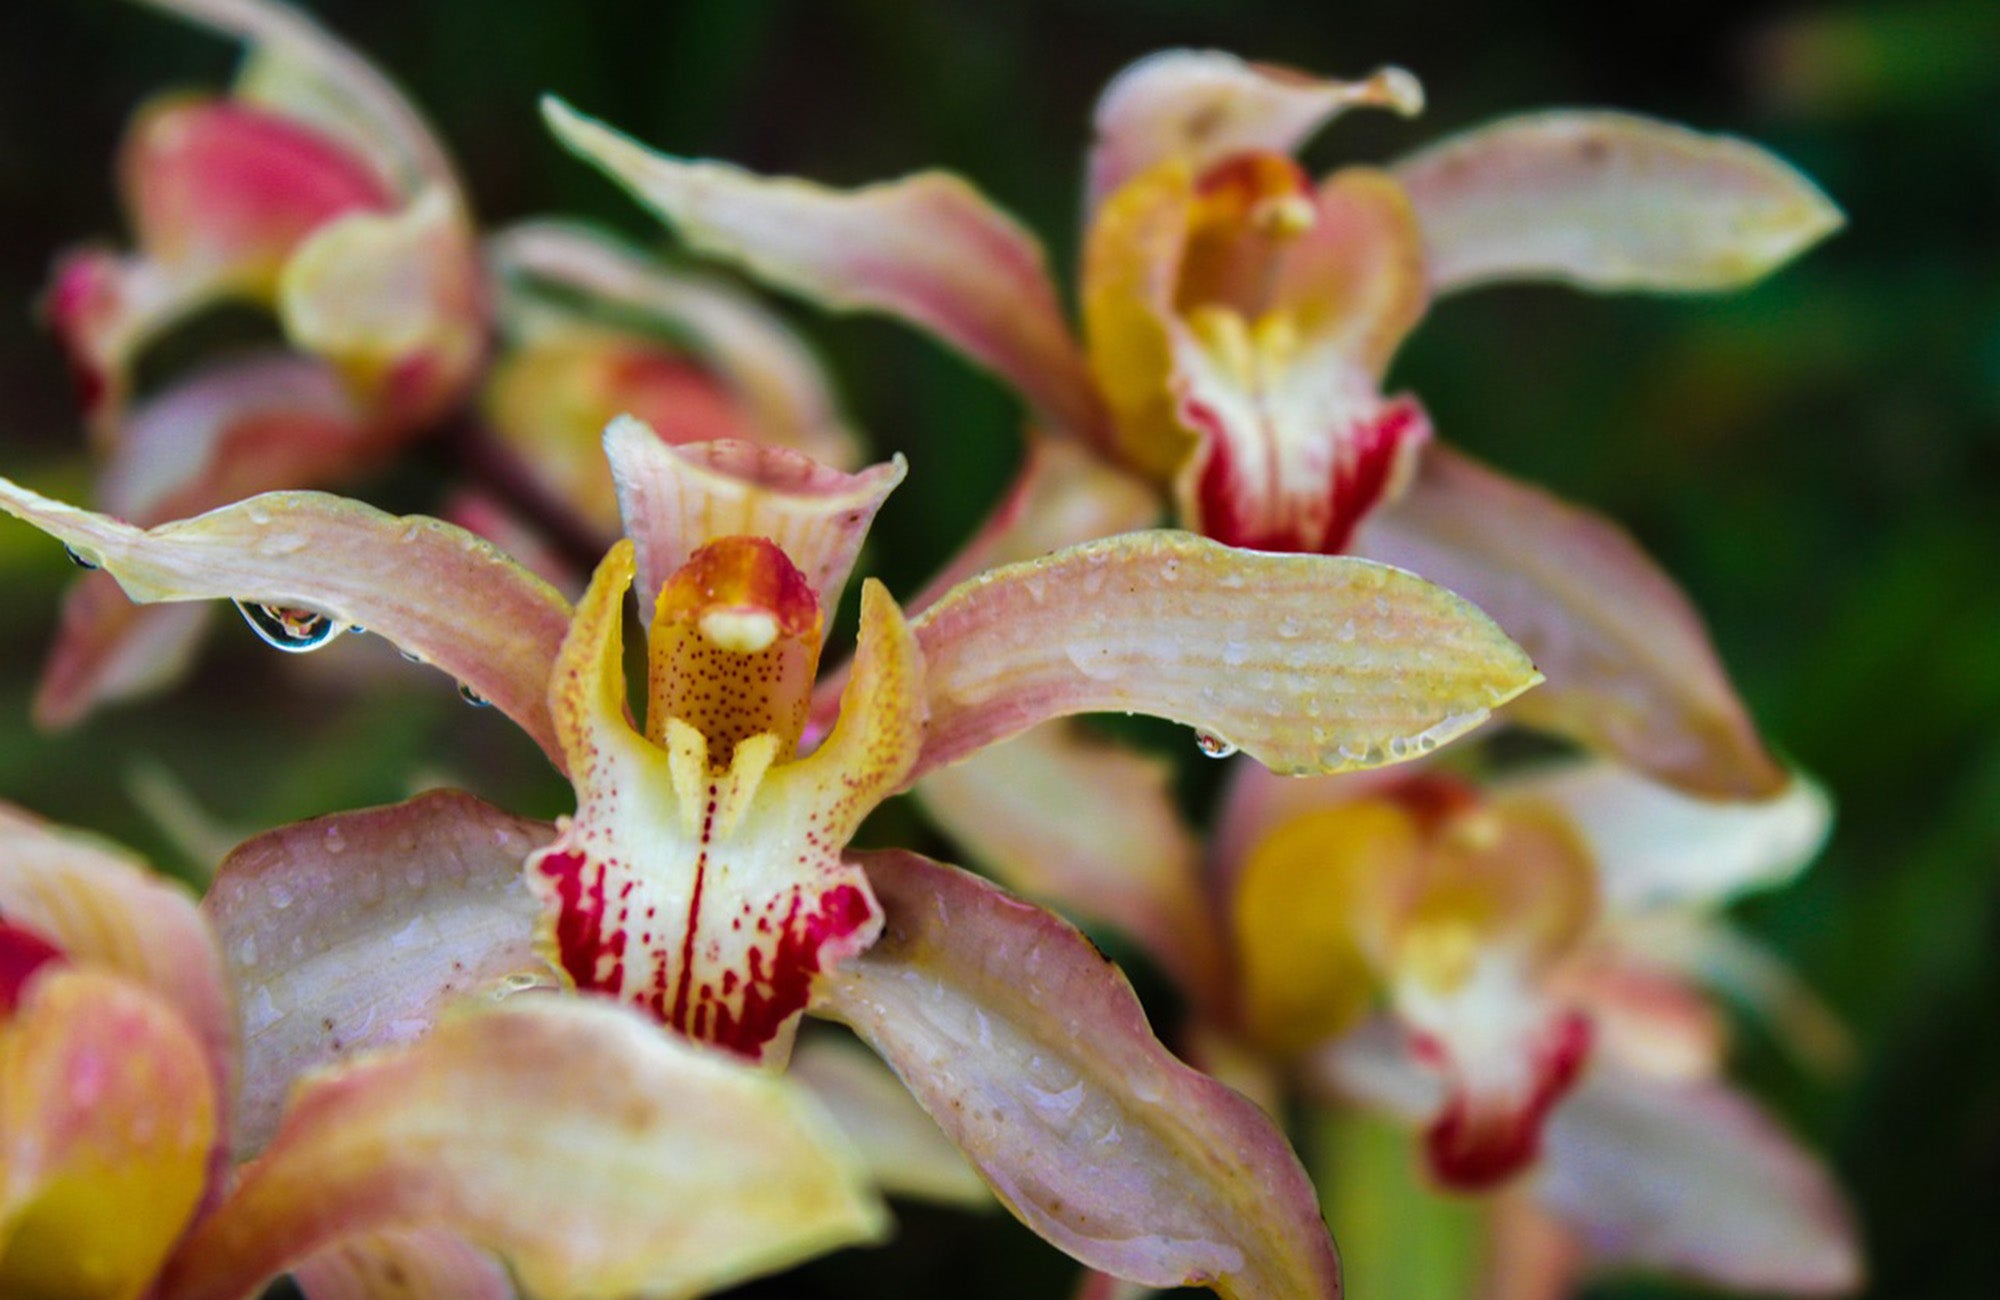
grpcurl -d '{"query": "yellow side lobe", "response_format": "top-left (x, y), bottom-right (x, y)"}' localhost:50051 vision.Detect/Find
top-left (1231, 802), bottom-right (1421, 1056)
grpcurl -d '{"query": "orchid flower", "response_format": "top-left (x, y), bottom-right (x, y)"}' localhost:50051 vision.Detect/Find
top-left (933, 729), bottom-right (1860, 1296)
top-left (34, 0), bottom-right (485, 727)
top-left (0, 419), bottom-right (1540, 1297)
top-left (0, 798), bottom-right (886, 1300)
top-left (542, 49), bottom-right (1842, 798)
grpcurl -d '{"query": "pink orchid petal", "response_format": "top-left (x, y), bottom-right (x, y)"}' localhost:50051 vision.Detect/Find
top-left (1087, 49), bottom-right (1423, 213)
top-left (1550, 948), bottom-right (1728, 1082)
top-left (1504, 761), bottom-right (1832, 909)
top-left (0, 967), bottom-right (217, 1299)
top-left (490, 220), bottom-right (862, 468)
top-left (122, 97), bottom-right (394, 284)
top-left (606, 420), bottom-right (906, 619)
top-left (1540, 1071), bottom-right (1861, 1293)
top-left (1073, 1272), bottom-right (1158, 1300)
top-left (791, 1034), bottom-right (992, 1208)
top-left (100, 352), bottom-right (364, 524)
top-left (915, 725), bottom-right (1226, 1008)
top-left (289, 1232), bottom-right (514, 1300)
top-left (1353, 446), bottom-right (1786, 798)
top-left (202, 790), bottom-right (554, 1155)
top-left (140, 0), bottom-right (459, 198)
top-left (820, 849), bottom-right (1341, 1298)
top-left (33, 577), bottom-right (213, 730)
top-left (908, 529), bottom-right (1541, 781)
top-left (0, 480), bottom-right (574, 768)
top-left (0, 801), bottom-right (235, 1133)
top-left (1394, 111), bottom-right (1842, 295)
top-left (543, 97), bottom-right (1108, 442)
top-left (158, 999), bottom-right (889, 1300)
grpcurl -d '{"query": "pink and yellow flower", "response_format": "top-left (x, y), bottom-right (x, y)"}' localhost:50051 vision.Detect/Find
top-left (931, 728), bottom-right (1860, 1296)
top-left (33, 0), bottom-right (486, 727)
top-left (0, 799), bottom-right (887, 1300)
top-left (0, 418), bottom-right (1541, 1297)
top-left (542, 49), bottom-right (1842, 799)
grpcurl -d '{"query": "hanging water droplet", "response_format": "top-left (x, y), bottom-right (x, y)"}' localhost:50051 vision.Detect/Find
top-left (346, 624), bottom-right (367, 636)
top-left (234, 601), bottom-right (342, 653)
top-left (63, 545), bottom-right (100, 571)
top-left (458, 682), bottom-right (491, 707)
top-left (1194, 730), bottom-right (1239, 759)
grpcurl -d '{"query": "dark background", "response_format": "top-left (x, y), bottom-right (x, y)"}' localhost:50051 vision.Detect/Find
top-left (1, 1), bottom-right (1996, 1296)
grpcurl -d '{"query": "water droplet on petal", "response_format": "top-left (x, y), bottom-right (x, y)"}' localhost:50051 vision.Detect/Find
top-left (458, 682), bottom-right (491, 707)
top-left (234, 601), bottom-right (343, 653)
top-left (347, 624), bottom-right (366, 636)
top-left (62, 545), bottom-right (100, 571)
top-left (1194, 730), bottom-right (1239, 759)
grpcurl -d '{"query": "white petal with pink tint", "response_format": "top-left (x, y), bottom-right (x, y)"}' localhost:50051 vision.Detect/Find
top-left (1087, 49), bottom-right (1423, 212)
top-left (1395, 111), bottom-right (1842, 294)
top-left (909, 529), bottom-right (1539, 780)
top-left (606, 420), bottom-right (905, 618)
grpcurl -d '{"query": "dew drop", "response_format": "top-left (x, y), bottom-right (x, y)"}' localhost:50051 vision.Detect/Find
top-left (62, 544), bottom-right (100, 571)
top-left (347, 624), bottom-right (367, 636)
top-left (1194, 730), bottom-right (1239, 759)
top-left (234, 601), bottom-right (343, 653)
top-left (458, 682), bottom-right (492, 707)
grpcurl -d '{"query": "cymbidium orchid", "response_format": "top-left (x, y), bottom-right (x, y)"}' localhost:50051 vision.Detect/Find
top-left (542, 48), bottom-right (1843, 798)
top-left (0, 798), bottom-right (887, 1300)
top-left (0, 419), bottom-right (1541, 1297)
top-left (34, 0), bottom-right (485, 726)
top-left (934, 735), bottom-right (1861, 1297)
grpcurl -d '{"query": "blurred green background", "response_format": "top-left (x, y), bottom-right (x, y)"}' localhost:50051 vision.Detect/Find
top-left (0, 0), bottom-right (1996, 1295)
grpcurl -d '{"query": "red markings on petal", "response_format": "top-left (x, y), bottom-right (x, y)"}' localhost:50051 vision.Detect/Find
top-left (1418, 1008), bottom-right (1592, 1191)
top-left (534, 848), bottom-right (627, 997)
top-left (1189, 390), bottom-right (1431, 554)
top-left (0, 920), bottom-right (66, 1015)
top-left (691, 882), bottom-right (876, 1059)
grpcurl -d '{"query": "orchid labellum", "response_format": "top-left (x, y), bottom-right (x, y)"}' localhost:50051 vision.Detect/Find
top-left (0, 417), bottom-right (1540, 1297)
top-left (542, 50), bottom-right (1842, 799)
top-left (0, 800), bottom-right (886, 1300)
top-left (33, 0), bottom-right (485, 728)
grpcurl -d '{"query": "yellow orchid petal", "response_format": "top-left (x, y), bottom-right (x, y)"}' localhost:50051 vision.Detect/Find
top-left (0, 967), bottom-right (215, 1300)
top-left (1231, 800), bottom-right (1419, 1055)
top-left (1082, 158), bottom-right (1198, 481)
top-left (0, 802), bottom-right (235, 1134)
